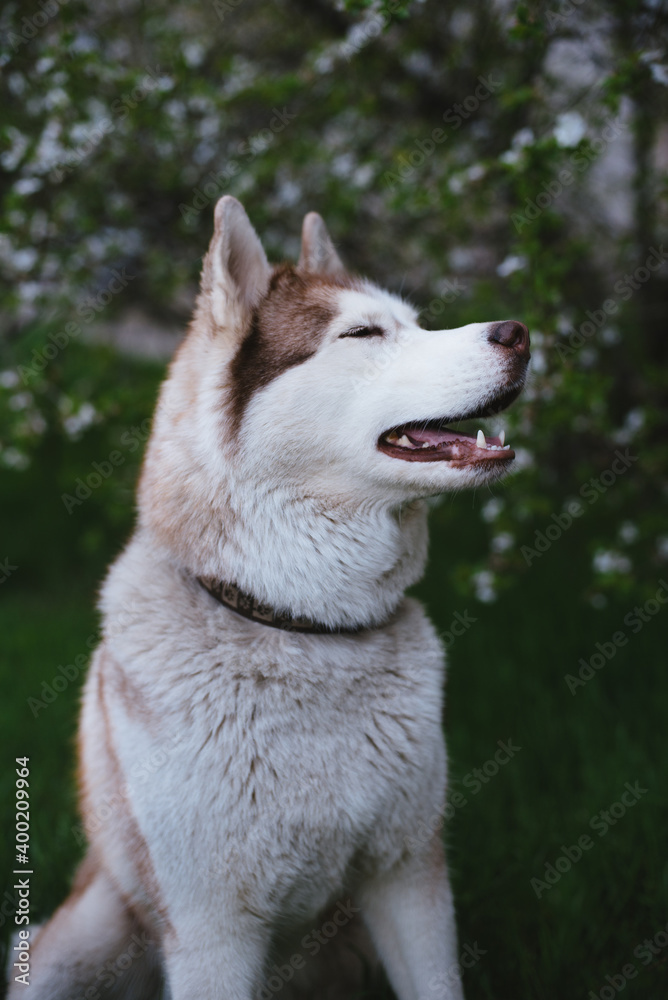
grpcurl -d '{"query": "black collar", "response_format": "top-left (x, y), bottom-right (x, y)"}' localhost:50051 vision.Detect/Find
top-left (197, 576), bottom-right (364, 634)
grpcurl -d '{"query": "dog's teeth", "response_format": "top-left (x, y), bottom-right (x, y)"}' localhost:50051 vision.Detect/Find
top-left (503, 444), bottom-right (510, 450)
top-left (499, 430), bottom-right (505, 446)
top-left (396, 434), bottom-right (412, 448)
top-left (476, 429), bottom-right (486, 449)
top-left (386, 432), bottom-right (399, 443)
top-left (421, 442), bottom-right (430, 448)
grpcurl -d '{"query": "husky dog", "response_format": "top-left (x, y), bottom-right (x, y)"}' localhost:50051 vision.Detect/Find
top-left (11, 197), bottom-right (529, 1000)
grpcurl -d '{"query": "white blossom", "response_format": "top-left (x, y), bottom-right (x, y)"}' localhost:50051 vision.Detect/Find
top-left (0, 370), bottom-right (20, 389)
top-left (497, 254), bottom-right (527, 277)
top-left (491, 532), bottom-right (514, 553)
top-left (592, 549), bottom-right (632, 575)
top-left (481, 498), bottom-right (504, 522)
top-left (63, 402), bottom-right (98, 438)
top-left (618, 522), bottom-right (639, 544)
top-left (1, 447), bottom-right (29, 470)
top-left (553, 111), bottom-right (587, 147)
top-left (472, 569), bottom-right (497, 603)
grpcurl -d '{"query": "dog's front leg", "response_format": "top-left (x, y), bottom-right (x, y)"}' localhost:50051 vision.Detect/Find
top-left (163, 913), bottom-right (270, 1000)
top-left (357, 837), bottom-right (464, 1000)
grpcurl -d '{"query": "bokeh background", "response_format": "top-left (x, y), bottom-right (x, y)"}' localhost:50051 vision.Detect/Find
top-left (1, 0), bottom-right (668, 997)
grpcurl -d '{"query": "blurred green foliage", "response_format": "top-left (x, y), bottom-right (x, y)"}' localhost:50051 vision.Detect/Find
top-left (1, 0), bottom-right (667, 605)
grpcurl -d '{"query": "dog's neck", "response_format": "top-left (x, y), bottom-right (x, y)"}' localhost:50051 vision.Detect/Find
top-left (139, 475), bottom-right (429, 629)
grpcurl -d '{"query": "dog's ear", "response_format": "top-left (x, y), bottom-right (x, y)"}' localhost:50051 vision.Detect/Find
top-left (201, 196), bottom-right (271, 326)
top-left (298, 212), bottom-right (345, 276)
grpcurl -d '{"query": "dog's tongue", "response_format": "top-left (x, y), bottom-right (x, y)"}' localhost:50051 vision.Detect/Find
top-left (405, 428), bottom-right (470, 447)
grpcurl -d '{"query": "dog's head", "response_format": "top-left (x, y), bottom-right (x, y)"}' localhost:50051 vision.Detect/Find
top-left (184, 196), bottom-right (529, 499)
top-left (138, 197), bottom-right (529, 608)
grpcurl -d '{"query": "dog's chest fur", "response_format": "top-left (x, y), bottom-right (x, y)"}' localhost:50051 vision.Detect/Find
top-left (84, 535), bottom-right (448, 927)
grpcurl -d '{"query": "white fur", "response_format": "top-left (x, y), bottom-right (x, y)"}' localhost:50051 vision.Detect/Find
top-left (10, 198), bottom-right (528, 1000)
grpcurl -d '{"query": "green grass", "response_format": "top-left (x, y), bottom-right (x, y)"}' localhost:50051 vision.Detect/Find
top-left (417, 511), bottom-right (668, 999)
top-left (1, 509), bottom-right (667, 998)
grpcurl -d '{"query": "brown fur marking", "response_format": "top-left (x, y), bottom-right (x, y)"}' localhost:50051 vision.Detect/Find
top-left (227, 264), bottom-right (360, 430)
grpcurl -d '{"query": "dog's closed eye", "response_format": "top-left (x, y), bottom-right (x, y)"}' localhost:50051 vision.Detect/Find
top-left (339, 325), bottom-right (384, 339)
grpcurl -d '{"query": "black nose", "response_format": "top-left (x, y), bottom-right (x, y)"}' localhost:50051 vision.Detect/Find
top-left (487, 320), bottom-right (530, 360)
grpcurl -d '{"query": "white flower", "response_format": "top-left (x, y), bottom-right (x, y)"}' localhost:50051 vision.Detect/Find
top-left (13, 248), bottom-right (38, 272)
top-left (512, 127), bottom-right (535, 149)
top-left (481, 498), bottom-right (504, 522)
top-left (1, 447), bottom-right (29, 470)
top-left (466, 163), bottom-right (486, 182)
top-left (531, 346), bottom-right (547, 374)
top-left (33, 119), bottom-right (66, 173)
top-left (657, 537), bottom-right (668, 561)
top-left (612, 407), bottom-right (645, 444)
top-left (592, 549), bottom-right (632, 575)
top-left (274, 180), bottom-right (301, 208)
top-left (650, 63), bottom-right (668, 86)
top-left (500, 148), bottom-right (521, 166)
top-left (511, 447), bottom-right (534, 471)
top-left (8, 392), bottom-right (33, 411)
top-left (1, 127), bottom-right (29, 171)
top-left (155, 75), bottom-right (175, 93)
top-left (45, 88), bottom-right (69, 110)
top-left (497, 254), bottom-right (527, 277)
top-left (448, 173), bottom-right (465, 194)
top-left (553, 111), bottom-right (587, 147)
top-left (472, 570), bottom-right (497, 603)
top-left (14, 177), bottom-right (43, 196)
top-left (353, 163), bottom-right (374, 188)
top-left (8, 73), bottom-right (26, 96)
top-left (618, 522), bottom-right (639, 544)
top-left (601, 326), bottom-right (620, 345)
top-left (332, 153), bottom-right (355, 178)
top-left (63, 402), bottom-right (98, 438)
top-left (491, 532), bottom-right (514, 553)
top-left (36, 57), bottom-right (55, 75)
top-left (578, 347), bottom-right (598, 368)
top-left (69, 33), bottom-right (97, 54)
top-left (0, 370), bottom-right (20, 389)
top-left (18, 282), bottom-right (43, 303)
top-left (182, 42), bottom-right (205, 68)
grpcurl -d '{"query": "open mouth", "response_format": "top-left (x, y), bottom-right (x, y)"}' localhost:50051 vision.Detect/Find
top-left (377, 388), bottom-right (522, 465)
